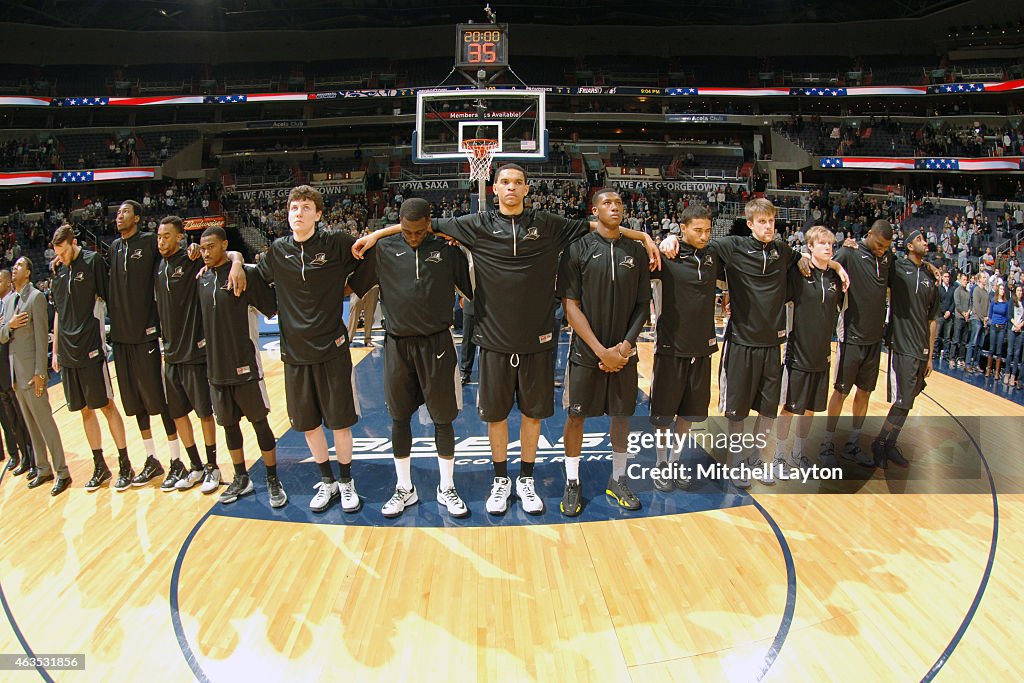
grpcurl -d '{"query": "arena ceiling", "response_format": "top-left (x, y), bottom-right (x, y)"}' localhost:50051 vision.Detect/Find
top-left (0, 0), bottom-right (983, 31)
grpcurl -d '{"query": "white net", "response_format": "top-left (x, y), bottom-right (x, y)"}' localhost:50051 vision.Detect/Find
top-left (462, 139), bottom-right (500, 182)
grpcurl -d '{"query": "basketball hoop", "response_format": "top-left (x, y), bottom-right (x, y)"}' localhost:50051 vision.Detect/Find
top-left (462, 138), bottom-right (500, 182)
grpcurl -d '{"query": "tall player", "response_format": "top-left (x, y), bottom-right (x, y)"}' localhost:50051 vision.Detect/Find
top-left (871, 230), bottom-right (939, 467)
top-left (374, 198), bottom-right (474, 518)
top-left (50, 225), bottom-right (133, 490)
top-left (198, 227), bottom-right (285, 507)
top-left (647, 203), bottom-right (721, 492)
top-left (154, 216), bottom-right (223, 492)
top-left (354, 164), bottom-right (660, 515)
top-left (818, 220), bottom-right (893, 467)
top-left (558, 188), bottom-right (650, 516)
top-left (774, 226), bottom-right (844, 471)
top-left (253, 185), bottom-right (377, 513)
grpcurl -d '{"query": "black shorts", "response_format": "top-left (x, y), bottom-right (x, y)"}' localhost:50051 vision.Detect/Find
top-left (210, 380), bottom-right (270, 427)
top-left (649, 354), bottom-right (712, 422)
top-left (563, 361), bottom-right (638, 418)
top-left (384, 330), bottom-right (461, 423)
top-left (477, 348), bottom-right (554, 422)
top-left (284, 353), bottom-right (358, 432)
top-left (887, 352), bottom-right (927, 410)
top-left (782, 365), bottom-right (829, 414)
top-left (61, 361), bottom-right (114, 412)
top-left (719, 341), bottom-right (782, 420)
top-left (112, 341), bottom-right (167, 416)
top-left (163, 362), bottom-right (214, 420)
top-left (834, 341), bottom-right (883, 394)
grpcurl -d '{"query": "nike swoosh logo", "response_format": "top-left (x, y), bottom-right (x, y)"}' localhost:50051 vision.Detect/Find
top-left (492, 230), bottom-right (502, 235)
top-left (148, 349), bottom-right (156, 354)
top-left (860, 255), bottom-right (871, 259)
top-left (747, 250), bottom-right (760, 254)
top-left (436, 351), bottom-right (445, 359)
top-left (284, 254), bottom-right (296, 259)
top-left (395, 251), bottom-right (407, 256)
top-left (592, 254), bottom-right (602, 259)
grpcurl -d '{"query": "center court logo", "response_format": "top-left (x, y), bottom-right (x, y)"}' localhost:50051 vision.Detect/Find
top-left (340, 433), bottom-right (612, 464)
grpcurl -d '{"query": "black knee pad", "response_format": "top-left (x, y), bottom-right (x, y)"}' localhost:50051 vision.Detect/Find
top-left (161, 409), bottom-right (177, 438)
top-left (887, 405), bottom-right (910, 429)
top-left (136, 413), bottom-right (151, 433)
top-left (251, 419), bottom-right (276, 452)
top-left (649, 414), bottom-right (674, 429)
top-left (223, 424), bottom-right (243, 451)
top-left (434, 422), bottom-right (455, 456)
top-left (392, 418), bottom-right (412, 458)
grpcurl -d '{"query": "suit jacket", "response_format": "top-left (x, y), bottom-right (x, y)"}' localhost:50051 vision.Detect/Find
top-left (0, 291), bottom-right (12, 391)
top-left (0, 282), bottom-right (49, 389)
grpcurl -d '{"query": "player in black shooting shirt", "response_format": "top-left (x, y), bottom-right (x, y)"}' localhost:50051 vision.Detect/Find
top-left (558, 188), bottom-right (650, 516)
top-left (870, 229), bottom-right (940, 468)
top-left (373, 199), bottom-right (474, 519)
top-left (50, 225), bottom-right (133, 491)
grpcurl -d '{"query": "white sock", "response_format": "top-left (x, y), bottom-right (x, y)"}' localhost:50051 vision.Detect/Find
top-left (168, 439), bottom-right (181, 464)
top-left (612, 451), bottom-right (627, 479)
top-left (825, 430), bottom-right (837, 446)
top-left (668, 435), bottom-right (682, 463)
top-left (395, 457), bottom-right (412, 490)
top-left (656, 444), bottom-right (669, 465)
top-left (565, 456), bottom-right (580, 482)
top-left (847, 428), bottom-right (861, 445)
top-left (793, 436), bottom-right (805, 458)
top-left (774, 438), bottom-right (787, 460)
top-left (143, 437), bottom-right (156, 459)
top-left (437, 456), bottom-right (454, 490)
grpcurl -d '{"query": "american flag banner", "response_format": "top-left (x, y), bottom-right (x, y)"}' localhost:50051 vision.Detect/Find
top-left (926, 83), bottom-right (986, 94)
top-left (823, 156), bottom-right (1022, 172)
top-left (53, 97), bottom-right (109, 106)
top-left (0, 96), bottom-right (52, 106)
top-left (794, 87), bottom-right (848, 96)
top-left (52, 167), bottom-right (157, 184)
top-left (820, 157), bottom-right (917, 170)
top-left (108, 95), bottom-right (206, 106)
top-left (0, 171), bottom-right (54, 186)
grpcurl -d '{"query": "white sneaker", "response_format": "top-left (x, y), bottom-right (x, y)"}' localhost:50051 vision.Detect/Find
top-left (772, 455), bottom-right (789, 479)
top-left (819, 442), bottom-right (839, 469)
top-left (199, 466), bottom-right (221, 494)
top-left (437, 486), bottom-right (470, 518)
top-left (310, 478), bottom-right (339, 512)
top-left (339, 479), bottom-right (361, 512)
top-left (382, 486), bottom-right (418, 518)
top-left (175, 467), bottom-right (204, 491)
top-left (730, 463), bottom-right (751, 489)
top-left (750, 456), bottom-right (774, 485)
top-left (841, 441), bottom-right (874, 467)
top-left (789, 452), bottom-right (813, 470)
top-left (486, 476), bottom-right (512, 515)
top-left (516, 476), bottom-right (545, 515)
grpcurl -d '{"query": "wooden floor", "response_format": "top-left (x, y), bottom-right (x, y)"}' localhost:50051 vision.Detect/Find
top-left (0, 339), bottom-right (1021, 682)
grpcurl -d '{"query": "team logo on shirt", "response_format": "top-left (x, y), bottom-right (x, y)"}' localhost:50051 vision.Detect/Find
top-left (704, 255), bottom-right (714, 266)
top-left (73, 272), bottom-right (85, 282)
top-left (828, 282), bottom-right (838, 292)
top-left (171, 266), bottom-right (184, 279)
top-left (130, 248), bottom-right (143, 260)
top-left (619, 255), bottom-right (636, 269)
top-left (310, 252), bottom-right (328, 265)
top-left (522, 227), bottom-right (540, 241)
top-left (425, 251), bottom-right (443, 264)
top-left (767, 248), bottom-right (779, 263)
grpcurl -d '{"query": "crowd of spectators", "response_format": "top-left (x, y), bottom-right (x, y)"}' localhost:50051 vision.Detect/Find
top-left (0, 136), bottom-right (61, 171)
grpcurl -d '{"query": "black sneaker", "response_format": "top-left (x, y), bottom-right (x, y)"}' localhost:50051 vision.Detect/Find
top-left (219, 475), bottom-right (254, 504)
top-left (114, 466), bottom-right (135, 491)
top-left (651, 465), bottom-right (674, 492)
top-left (674, 470), bottom-right (694, 490)
top-left (85, 463), bottom-right (112, 491)
top-left (560, 480), bottom-right (582, 517)
top-left (267, 475), bottom-right (288, 508)
top-left (132, 456), bottom-right (165, 487)
top-left (160, 459), bottom-right (186, 492)
top-left (606, 475), bottom-right (641, 511)
top-left (884, 442), bottom-right (909, 467)
top-left (870, 437), bottom-right (888, 470)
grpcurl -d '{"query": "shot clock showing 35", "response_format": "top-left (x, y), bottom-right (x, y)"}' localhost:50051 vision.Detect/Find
top-left (455, 23), bottom-right (509, 68)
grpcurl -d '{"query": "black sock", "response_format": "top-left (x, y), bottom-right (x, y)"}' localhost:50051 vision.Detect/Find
top-left (185, 444), bottom-right (202, 470)
top-left (317, 460), bottom-right (335, 480)
top-left (266, 464), bottom-right (277, 479)
top-left (338, 462), bottom-right (352, 483)
top-left (494, 460), bottom-right (508, 479)
top-left (520, 460), bottom-right (535, 478)
top-left (886, 429), bottom-right (901, 445)
top-left (205, 444), bottom-right (217, 467)
top-left (233, 462), bottom-right (246, 477)
top-left (92, 449), bottom-right (105, 466)
top-left (117, 447), bottom-right (130, 467)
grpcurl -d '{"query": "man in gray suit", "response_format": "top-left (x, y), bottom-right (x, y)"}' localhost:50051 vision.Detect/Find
top-left (0, 257), bottom-right (70, 495)
top-left (0, 269), bottom-right (33, 475)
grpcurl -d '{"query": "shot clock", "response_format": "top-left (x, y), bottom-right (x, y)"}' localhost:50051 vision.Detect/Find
top-left (455, 23), bottom-right (508, 68)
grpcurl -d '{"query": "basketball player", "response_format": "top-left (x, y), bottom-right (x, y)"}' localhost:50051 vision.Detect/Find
top-left (558, 188), bottom-right (650, 516)
top-left (253, 185), bottom-right (377, 513)
top-left (354, 163), bottom-right (660, 515)
top-left (647, 203), bottom-right (722, 492)
top-left (871, 230), bottom-right (939, 467)
top-left (373, 198), bottom-right (474, 518)
top-left (660, 199), bottom-right (848, 488)
top-left (50, 225), bottom-right (133, 490)
top-left (773, 226), bottom-right (844, 472)
top-left (198, 227), bottom-right (286, 507)
top-left (0, 269), bottom-right (33, 475)
top-left (818, 220), bottom-right (893, 467)
top-left (154, 216), bottom-right (225, 493)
